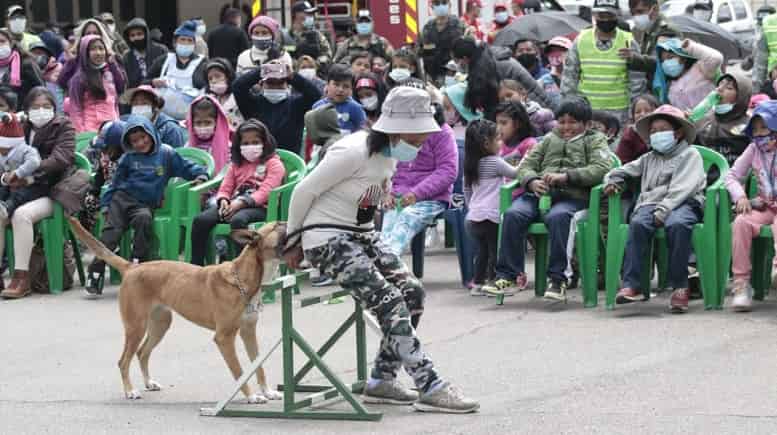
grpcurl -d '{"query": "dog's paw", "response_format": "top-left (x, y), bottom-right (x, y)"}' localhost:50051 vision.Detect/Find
top-left (247, 393), bottom-right (268, 404)
top-left (262, 388), bottom-right (282, 400)
top-left (145, 380), bottom-right (162, 391)
top-left (125, 390), bottom-right (142, 400)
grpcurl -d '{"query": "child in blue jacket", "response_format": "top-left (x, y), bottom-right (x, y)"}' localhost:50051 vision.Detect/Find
top-left (84, 115), bottom-right (208, 298)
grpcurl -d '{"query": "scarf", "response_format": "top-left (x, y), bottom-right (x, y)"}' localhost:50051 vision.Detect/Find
top-left (0, 50), bottom-right (21, 87)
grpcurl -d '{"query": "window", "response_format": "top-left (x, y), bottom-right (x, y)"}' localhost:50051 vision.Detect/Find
top-left (732, 0), bottom-right (747, 20)
top-left (79, 0), bottom-right (92, 17)
top-left (30, 0), bottom-right (48, 23)
top-left (99, 0), bottom-right (112, 13)
top-left (120, 1), bottom-right (136, 21)
top-left (58, 1), bottom-right (74, 23)
top-left (717, 3), bottom-right (732, 23)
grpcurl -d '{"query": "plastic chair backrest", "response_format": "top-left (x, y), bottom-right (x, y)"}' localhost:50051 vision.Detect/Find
top-left (694, 145), bottom-right (729, 177)
top-left (277, 150), bottom-right (306, 184)
top-left (175, 147), bottom-right (216, 177)
top-left (74, 152), bottom-right (92, 174)
top-left (75, 132), bottom-right (98, 153)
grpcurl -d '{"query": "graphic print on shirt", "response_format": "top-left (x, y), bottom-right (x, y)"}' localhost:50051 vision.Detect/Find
top-left (356, 180), bottom-right (389, 225)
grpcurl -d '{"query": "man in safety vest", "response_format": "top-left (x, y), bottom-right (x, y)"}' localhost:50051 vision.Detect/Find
top-left (333, 10), bottom-right (394, 64)
top-left (561, 0), bottom-right (643, 123)
top-left (754, 11), bottom-right (777, 95)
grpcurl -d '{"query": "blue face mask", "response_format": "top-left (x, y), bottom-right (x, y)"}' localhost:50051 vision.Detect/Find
top-left (661, 57), bottom-right (684, 78)
top-left (175, 43), bottom-right (195, 58)
top-left (714, 103), bottom-right (734, 115)
top-left (433, 4), bottom-right (450, 17)
top-left (304, 16), bottom-right (316, 28)
top-left (356, 22), bottom-right (373, 35)
top-left (650, 130), bottom-right (677, 154)
top-left (390, 140), bottom-right (421, 162)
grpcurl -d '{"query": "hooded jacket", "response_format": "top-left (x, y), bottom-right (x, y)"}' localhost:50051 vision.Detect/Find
top-left (186, 94), bottom-right (232, 174)
top-left (102, 115), bottom-right (208, 208)
top-left (122, 18), bottom-right (169, 89)
top-left (695, 70), bottom-right (753, 167)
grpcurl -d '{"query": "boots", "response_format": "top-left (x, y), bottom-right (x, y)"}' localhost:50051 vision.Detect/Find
top-left (1, 270), bottom-right (31, 299)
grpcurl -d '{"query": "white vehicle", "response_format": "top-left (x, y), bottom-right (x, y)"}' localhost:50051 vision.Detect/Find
top-left (557, 0), bottom-right (632, 19)
top-left (660, 0), bottom-right (756, 50)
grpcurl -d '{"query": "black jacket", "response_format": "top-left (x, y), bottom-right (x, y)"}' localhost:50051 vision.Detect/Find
top-left (122, 18), bottom-right (169, 89)
top-left (206, 24), bottom-right (250, 70)
top-left (10, 58), bottom-right (44, 110)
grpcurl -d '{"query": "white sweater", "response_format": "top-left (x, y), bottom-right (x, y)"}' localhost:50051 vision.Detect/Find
top-left (286, 131), bottom-right (396, 249)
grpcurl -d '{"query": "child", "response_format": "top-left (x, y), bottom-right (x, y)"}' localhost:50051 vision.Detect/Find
top-left (604, 105), bottom-right (706, 313)
top-left (483, 97), bottom-right (610, 300)
top-left (0, 114), bottom-right (43, 219)
top-left (495, 100), bottom-right (536, 167)
top-left (499, 79), bottom-right (555, 136)
top-left (61, 34), bottom-right (125, 132)
top-left (312, 64), bottom-right (366, 134)
top-left (186, 95), bottom-right (232, 174)
top-left (79, 120), bottom-right (126, 232)
top-left (190, 119), bottom-right (285, 266)
top-left (463, 119), bottom-right (518, 296)
top-left (296, 55), bottom-right (325, 93)
top-left (591, 110), bottom-right (621, 149)
top-left (349, 51), bottom-right (372, 76)
top-left (386, 46), bottom-right (424, 88)
top-left (354, 73), bottom-right (386, 125)
top-left (725, 100), bottom-right (777, 312)
top-left (205, 58), bottom-right (244, 131)
top-left (84, 115), bottom-right (209, 298)
top-left (615, 94), bottom-right (659, 164)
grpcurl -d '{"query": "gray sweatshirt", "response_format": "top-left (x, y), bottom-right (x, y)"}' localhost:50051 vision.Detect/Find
top-left (603, 141), bottom-right (706, 222)
top-left (0, 141), bottom-right (41, 182)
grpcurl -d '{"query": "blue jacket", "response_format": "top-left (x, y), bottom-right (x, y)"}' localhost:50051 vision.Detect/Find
top-left (102, 115), bottom-right (207, 208)
top-left (119, 112), bottom-right (189, 148)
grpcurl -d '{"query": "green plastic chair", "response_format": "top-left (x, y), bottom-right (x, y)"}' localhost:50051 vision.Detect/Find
top-left (75, 131), bottom-right (98, 153)
top-left (495, 154), bottom-right (620, 307)
top-left (6, 152), bottom-right (92, 293)
top-left (604, 146), bottom-right (728, 310)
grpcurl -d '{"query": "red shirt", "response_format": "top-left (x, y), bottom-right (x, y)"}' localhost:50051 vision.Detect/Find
top-left (487, 16), bottom-right (515, 44)
top-left (462, 14), bottom-right (485, 42)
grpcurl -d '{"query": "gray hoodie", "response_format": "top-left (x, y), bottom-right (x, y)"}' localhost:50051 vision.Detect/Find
top-left (604, 141), bottom-right (706, 222)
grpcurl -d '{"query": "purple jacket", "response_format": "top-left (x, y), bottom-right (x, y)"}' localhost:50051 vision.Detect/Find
top-left (391, 123), bottom-right (458, 204)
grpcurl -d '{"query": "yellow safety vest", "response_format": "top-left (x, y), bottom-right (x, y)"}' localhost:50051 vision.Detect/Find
top-left (764, 13), bottom-right (777, 73)
top-left (578, 28), bottom-right (633, 111)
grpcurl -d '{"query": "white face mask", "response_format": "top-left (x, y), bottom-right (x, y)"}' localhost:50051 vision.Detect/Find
top-left (389, 68), bottom-right (411, 83)
top-left (9, 18), bottom-right (26, 35)
top-left (240, 144), bottom-right (264, 162)
top-left (194, 125), bottom-right (215, 140)
top-left (131, 105), bottom-right (154, 120)
top-left (360, 95), bottom-right (379, 111)
top-left (0, 44), bottom-right (11, 60)
top-left (28, 108), bottom-right (54, 128)
top-left (210, 81), bottom-right (228, 95)
top-left (298, 68), bottom-right (317, 80)
top-left (263, 88), bottom-right (289, 104)
top-left (632, 14), bottom-right (651, 31)
top-left (107, 23), bottom-right (116, 34)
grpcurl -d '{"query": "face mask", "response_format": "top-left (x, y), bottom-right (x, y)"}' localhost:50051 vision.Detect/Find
top-left (194, 125), bottom-right (215, 140)
top-left (389, 68), bottom-right (411, 83)
top-left (356, 22), bottom-right (373, 35)
top-left (714, 104), bottom-right (734, 115)
top-left (210, 81), bottom-right (228, 95)
top-left (391, 139), bottom-right (421, 162)
top-left (360, 95), bottom-right (379, 111)
top-left (196, 24), bottom-right (207, 36)
top-left (693, 10), bottom-right (711, 21)
top-left (0, 44), bottom-right (12, 60)
top-left (35, 55), bottom-right (49, 70)
top-left (131, 105), bottom-right (154, 120)
top-left (241, 144), bottom-right (264, 162)
top-left (175, 43), bottom-right (195, 58)
top-left (650, 130), bottom-right (677, 154)
top-left (28, 108), bottom-right (54, 128)
top-left (444, 75), bottom-right (457, 87)
top-left (433, 4), bottom-right (450, 17)
top-left (495, 11), bottom-right (509, 23)
top-left (252, 36), bottom-right (273, 51)
top-left (107, 24), bottom-right (116, 34)
top-left (129, 38), bottom-right (146, 51)
top-left (517, 53), bottom-right (537, 69)
top-left (304, 16), bottom-right (316, 28)
top-left (298, 68), bottom-right (317, 80)
top-left (263, 88), bottom-right (289, 104)
top-left (9, 18), bottom-right (26, 35)
top-left (92, 62), bottom-right (107, 70)
top-left (596, 20), bottom-right (617, 33)
top-left (632, 14), bottom-right (652, 31)
top-left (444, 107), bottom-right (460, 126)
top-left (661, 58), bottom-right (684, 78)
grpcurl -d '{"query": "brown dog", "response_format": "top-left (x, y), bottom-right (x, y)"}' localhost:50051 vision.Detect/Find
top-left (68, 217), bottom-right (285, 403)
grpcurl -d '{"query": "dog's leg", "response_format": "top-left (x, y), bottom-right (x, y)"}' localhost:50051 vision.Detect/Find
top-left (240, 314), bottom-right (281, 401)
top-left (118, 324), bottom-right (147, 400)
top-left (214, 326), bottom-right (263, 404)
top-left (137, 305), bottom-right (172, 392)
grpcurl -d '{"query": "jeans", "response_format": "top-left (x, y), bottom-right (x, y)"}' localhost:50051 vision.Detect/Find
top-left (622, 203), bottom-right (700, 290)
top-left (88, 191), bottom-right (153, 274)
top-left (380, 200), bottom-right (447, 256)
top-left (495, 194), bottom-right (586, 284)
top-left (190, 205), bottom-right (267, 266)
top-left (466, 220), bottom-right (499, 284)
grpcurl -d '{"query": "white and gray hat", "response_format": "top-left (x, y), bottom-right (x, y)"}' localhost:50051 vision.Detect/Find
top-left (372, 87), bottom-right (441, 135)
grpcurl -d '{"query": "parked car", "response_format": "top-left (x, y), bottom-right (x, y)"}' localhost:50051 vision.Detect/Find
top-left (660, 0), bottom-right (755, 52)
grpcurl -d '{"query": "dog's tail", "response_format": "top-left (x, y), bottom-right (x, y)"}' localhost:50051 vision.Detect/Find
top-left (67, 216), bottom-right (131, 275)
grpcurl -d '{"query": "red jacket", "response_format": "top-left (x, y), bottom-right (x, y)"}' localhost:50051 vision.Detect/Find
top-left (462, 15), bottom-right (485, 42)
top-left (216, 153), bottom-right (286, 208)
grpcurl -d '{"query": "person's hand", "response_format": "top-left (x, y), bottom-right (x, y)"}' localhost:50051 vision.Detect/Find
top-left (223, 200), bottom-right (246, 220)
top-left (735, 197), bottom-right (752, 214)
top-left (528, 179), bottom-right (549, 195)
top-left (617, 40), bottom-right (633, 60)
top-left (283, 245), bottom-right (304, 270)
top-left (190, 175), bottom-right (208, 186)
top-left (603, 184), bottom-right (621, 196)
top-left (543, 172), bottom-right (568, 187)
top-left (653, 212), bottom-right (665, 227)
top-left (382, 195), bottom-right (395, 209)
top-left (400, 192), bottom-right (417, 207)
top-left (152, 78), bottom-right (167, 88)
top-left (9, 175), bottom-right (28, 188)
top-left (218, 198), bottom-right (230, 217)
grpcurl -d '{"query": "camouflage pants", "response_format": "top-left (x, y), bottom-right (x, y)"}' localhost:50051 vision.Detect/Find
top-left (305, 232), bottom-right (440, 392)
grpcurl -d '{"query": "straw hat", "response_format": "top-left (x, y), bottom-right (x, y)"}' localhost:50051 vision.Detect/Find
top-left (635, 105), bottom-right (696, 144)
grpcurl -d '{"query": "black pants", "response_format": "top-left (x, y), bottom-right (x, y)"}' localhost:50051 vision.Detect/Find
top-left (88, 191), bottom-right (153, 273)
top-left (190, 205), bottom-right (267, 266)
top-left (0, 184), bottom-right (49, 217)
top-left (467, 220), bottom-right (499, 285)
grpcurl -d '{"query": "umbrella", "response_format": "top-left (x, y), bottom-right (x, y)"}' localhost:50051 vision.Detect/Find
top-left (666, 15), bottom-right (748, 60)
top-left (493, 11), bottom-right (591, 46)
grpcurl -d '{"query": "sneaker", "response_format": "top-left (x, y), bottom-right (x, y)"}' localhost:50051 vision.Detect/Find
top-left (482, 278), bottom-right (517, 296)
top-left (730, 281), bottom-right (753, 312)
top-left (362, 379), bottom-right (419, 405)
top-left (83, 271), bottom-right (104, 299)
top-left (688, 266), bottom-right (702, 300)
top-left (669, 288), bottom-right (689, 313)
top-left (616, 287), bottom-right (647, 304)
top-left (413, 382), bottom-right (479, 414)
top-left (515, 273), bottom-right (528, 291)
top-left (311, 274), bottom-right (334, 287)
top-left (469, 284), bottom-right (487, 297)
top-left (543, 280), bottom-right (567, 302)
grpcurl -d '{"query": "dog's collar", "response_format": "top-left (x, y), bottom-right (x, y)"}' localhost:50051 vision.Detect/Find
top-left (231, 264), bottom-right (259, 306)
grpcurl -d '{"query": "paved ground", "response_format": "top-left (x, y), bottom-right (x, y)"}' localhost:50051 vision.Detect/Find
top-left (3, 248), bottom-right (777, 435)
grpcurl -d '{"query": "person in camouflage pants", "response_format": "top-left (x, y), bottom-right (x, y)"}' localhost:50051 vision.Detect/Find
top-left (305, 231), bottom-right (439, 391)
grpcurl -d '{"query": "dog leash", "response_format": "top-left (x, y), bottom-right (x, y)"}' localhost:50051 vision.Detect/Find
top-left (278, 223), bottom-right (374, 257)
top-left (231, 264), bottom-right (257, 308)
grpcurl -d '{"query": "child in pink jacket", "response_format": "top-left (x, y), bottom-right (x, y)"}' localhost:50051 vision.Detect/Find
top-left (189, 119), bottom-right (285, 265)
top-left (496, 100), bottom-right (536, 200)
top-left (725, 100), bottom-right (777, 312)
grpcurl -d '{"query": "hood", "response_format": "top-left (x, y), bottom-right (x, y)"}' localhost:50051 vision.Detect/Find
top-left (715, 70), bottom-right (752, 123)
top-left (77, 34), bottom-right (103, 70)
top-left (123, 17), bottom-right (149, 42)
top-left (75, 18), bottom-right (115, 55)
top-left (745, 100), bottom-right (777, 138)
top-left (38, 30), bottom-right (64, 59)
top-left (186, 94), bottom-right (232, 172)
top-left (304, 104), bottom-right (341, 145)
top-left (94, 120), bottom-right (128, 151)
top-left (122, 115), bottom-right (161, 153)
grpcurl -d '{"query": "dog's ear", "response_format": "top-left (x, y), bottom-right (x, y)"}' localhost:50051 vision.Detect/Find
top-left (230, 229), bottom-right (262, 246)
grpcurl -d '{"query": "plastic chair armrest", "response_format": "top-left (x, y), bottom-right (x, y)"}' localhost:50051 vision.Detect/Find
top-left (500, 179), bottom-right (520, 214)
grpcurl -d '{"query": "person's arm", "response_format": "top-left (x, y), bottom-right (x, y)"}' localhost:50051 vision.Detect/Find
top-left (604, 154), bottom-right (645, 187)
top-left (683, 39), bottom-right (723, 81)
top-left (332, 40), bottom-right (348, 64)
top-left (160, 121), bottom-right (188, 148)
top-left (318, 32), bottom-right (333, 63)
top-left (495, 156), bottom-right (519, 179)
top-left (655, 149), bottom-right (706, 221)
top-left (248, 156), bottom-right (286, 206)
top-left (168, 148), bottom-right (208, 181)
top-left (14, 146), bottom-right (41, 178)
top-left (504, 58), bottom-right (555, 110)
top-left (351, 101), bottom-right (367, 131)
top-left (724, 143), bottom-right (755, 203)
top-left (36, 121), bottom-right (75, 177)
top-left (408, 130), bottom-right (458, 200)
top-left (100, 155), bottom-right (128, 209)
top-left (752, 34), bottom-right (769, 92)
top-left (216, 163), bottom-right (237, 201)
top-left (516, 136), bottom-right (547, 188)
top-left (560, 42), bottom-right (581, 101)
top-left (289, 73), bottom-right (323, 114)
top-left (232, 66), bottom-right (263, 119)
top-left (56, 58), bottom-right (77, 90)
top-left (627, 39), bottom-right (646, 99)
top-left (566, 134), bottom-right (612, 187)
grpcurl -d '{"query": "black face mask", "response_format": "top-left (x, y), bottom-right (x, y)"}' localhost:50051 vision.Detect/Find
top-left (517, 53), bottom-right (537, 69)
top-left (35, 55), bottom-right (49, 70)
top-left (129, 38), bottom-right (146, 50)
top-left (597, 20), bottom-right (618, 33)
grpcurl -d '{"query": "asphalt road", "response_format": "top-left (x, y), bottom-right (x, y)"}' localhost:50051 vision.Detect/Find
top-left (3, 249), bottom-right (777, 435)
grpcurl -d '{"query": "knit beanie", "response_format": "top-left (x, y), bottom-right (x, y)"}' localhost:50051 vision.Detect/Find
top-left (0, 113), bottom-right (25, 149)
top-left (174, 20), bottom-right (197, 39)
top-left (249, 15), bottom-right (280, 40)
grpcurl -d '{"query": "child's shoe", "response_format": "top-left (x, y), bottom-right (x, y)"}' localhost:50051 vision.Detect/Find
top-left (482, 278), bottom-right (516, 296)
top-left (544, 280), bottom-right (567, 302)
top-left (84, 269), bottom-right (105, 299)
top-left (616, 287), bottom-right (647, 304)
top-left (515, 272), bottom-right (528, 291)
top-left (730, 281), bottom-right (753, 312)
top-left (469, 283), bottom-right (487, 297)
top-left (669, 288), bottom-right (689, 313)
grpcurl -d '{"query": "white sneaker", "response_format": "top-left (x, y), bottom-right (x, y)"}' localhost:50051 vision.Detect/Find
top-left (413, 382), bottom-right (479, 414)
top-left (730, 281), bottom-right (753, 312)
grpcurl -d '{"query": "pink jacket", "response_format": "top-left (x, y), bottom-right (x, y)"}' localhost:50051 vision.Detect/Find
top-left (216, 154), bottom-right (285, 208)
top-left (63, 69), bottom-right (119, 133)
top-left (725, 142), bottom-right (777, 207)
top-left (501, 136), bottom-right (537, 199)
top-left (667, 40), bottom-right (723, 112)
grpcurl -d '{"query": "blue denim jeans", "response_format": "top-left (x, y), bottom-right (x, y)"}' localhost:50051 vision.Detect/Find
top-left (380, 200), bottom-right (447, 256)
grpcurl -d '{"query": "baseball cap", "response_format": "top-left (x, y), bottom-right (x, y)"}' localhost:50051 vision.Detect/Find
top-left (592, 0), bottom-right (620, 14)
top-left (7, 5), bottom-right (24, 18)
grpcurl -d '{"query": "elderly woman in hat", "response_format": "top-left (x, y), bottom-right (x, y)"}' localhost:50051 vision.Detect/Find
top-left (603, 105), bottom-right (707, 313)
top-left (147, 20), bottom-right (208, 92)
top-left (283, 87), bottom-right (479, 414)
